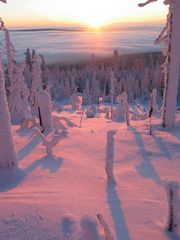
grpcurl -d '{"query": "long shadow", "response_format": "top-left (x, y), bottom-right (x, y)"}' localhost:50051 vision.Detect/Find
top-left (58, 117), bottom-right (78, 128)
top-left (17, 135), bottom-right (41, 161)
top-left (106, 183), bottom-right (131, 240)
top-left (106, 130), bottom-right (131, 240)
top-left (166, 231), bottom-right (180, 240)
top-left (129, 126), bottom-right (161, 185)
top-left (151, 135), bottom-right (172, 160)
top-left (168, 131), bottom-right (180, 141)
top-left (18, 128), bottom-right (68, 162)
top-left (0, 155), bottom-right (63, 193)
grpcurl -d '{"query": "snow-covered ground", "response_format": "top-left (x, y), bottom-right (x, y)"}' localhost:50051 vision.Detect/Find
top-left (0, 107), bottom-right (179, 240)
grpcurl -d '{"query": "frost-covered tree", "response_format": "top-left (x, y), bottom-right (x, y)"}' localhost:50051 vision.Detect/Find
top-left (110, 71), bottom-right (115, 119)
top-left (0, 1), bottom-right (16, 168)
top-left (9, 63), bottom-right (31, 124)
top-left (148, 89), bottom-right (158, 116)
top-left (105, 131), bottom-right (116, 182)
top-left (122, 91), bottom-right (130, 126)
top-left (30, 54), bottom-right (42, 114)
top-left (70, 93), bottom-right (82, 111)
top-left (37, 90), bottom-right (53, 132)
top-left (83, 79), bottom-right (90, 105)
top-left (0, 18), bottom-right (15, 89)
top-left (0, 58), bottom-right (16, 168)
top-left (141, 68), bottom-right (150, 100)
top-left (115, 97), bottom-right (125, 122)
top-left (139, 0), bottom-right (180, 127)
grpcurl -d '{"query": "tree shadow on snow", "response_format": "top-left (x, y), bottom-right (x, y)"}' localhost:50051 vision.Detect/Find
top-left (165, 231), bottom-right (180, 240)
top-left (17, 135), bottom-right (42, 161)
top-left (56, 116), bottom-right (78, 129)
top-left (106, 182), bottom-right (131, 240)
top-left (129, 126), bottom-right (161, 185)
top-left (0, 155), bottom-right (63, 193)
top-left (151, 134), bottom-right (172, 160)
top-left (106, 130), bottom-right (131, 240)
top-left (18, 128), bottom-right (68, 162)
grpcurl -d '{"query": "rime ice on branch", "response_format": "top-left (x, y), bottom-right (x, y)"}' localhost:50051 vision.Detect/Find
top-left (138, 0), bottom-right (180, 127)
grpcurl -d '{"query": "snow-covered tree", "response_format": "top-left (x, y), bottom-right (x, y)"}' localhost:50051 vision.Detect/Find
top-left (0, 18), bottom-right (15, 90)
top-left (0, 58), bottom-right (16, 168)
top-left (83, 79), bottom-right (90, 105)
top-left (139, 0), bottom-right (180, 127)
top-left (30, 53), bottom-right (42, 114)
top-left (105, 131), bottom-right (116, 182)
top-left (0, 1), bottom-right (16, 168)
top-left (37, 90), bottom-right (53, 132)
top-left (148, 89), bottom-right (158, 117)
top-left (9, 63), bottom-right (31, 124)
top-left (110, 71), bottom-right (115, 119)
top-left (70, 93), bottom-right (82, 111)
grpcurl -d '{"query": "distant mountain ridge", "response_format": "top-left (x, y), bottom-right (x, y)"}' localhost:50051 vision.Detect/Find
top-left (9, 24), bottom-right (163, 32)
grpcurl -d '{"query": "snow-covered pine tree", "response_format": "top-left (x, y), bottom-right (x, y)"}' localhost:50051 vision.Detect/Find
top-left (0, 18), bottom-right (15, 90)
top-left (0, 58), bottom-right (16, 168)
top-left (110, 70), bottom-right (115, 119)
top-left (30, 53), bottom-right (42, 114)
top-left (0, 1), bottom-right (16, 168)
top-left (9, 63), bottom-right (31, 124)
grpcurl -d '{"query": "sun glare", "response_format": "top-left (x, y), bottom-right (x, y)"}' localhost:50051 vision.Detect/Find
top-left (25, 0), bottom-right (166, 28)
top-left (26, 0), bottom-right (120, 28)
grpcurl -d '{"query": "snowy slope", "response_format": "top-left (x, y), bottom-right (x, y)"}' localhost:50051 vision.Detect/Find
top-left (0, 109), bottom-right (179, 240)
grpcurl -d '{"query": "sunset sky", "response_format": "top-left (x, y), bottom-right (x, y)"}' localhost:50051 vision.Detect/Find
top-left (1, 0), bottom-right (167, 28)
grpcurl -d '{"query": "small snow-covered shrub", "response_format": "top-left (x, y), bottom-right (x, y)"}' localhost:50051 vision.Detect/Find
top-left (114, 91), bottom-right (129, 125)
top-left (69, 93), bottom-right (82, 111)
top-left (80, 214), bottom-right (100, 240)
top-left (86, 105), bottom-right (97, 118)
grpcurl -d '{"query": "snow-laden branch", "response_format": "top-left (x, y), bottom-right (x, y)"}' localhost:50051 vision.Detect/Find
top-left (138, 0), bottom-right (158, 7)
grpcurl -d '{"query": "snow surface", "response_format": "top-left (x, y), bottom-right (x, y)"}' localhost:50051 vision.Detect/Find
top-left (0, 107), bottom-right (179, 240)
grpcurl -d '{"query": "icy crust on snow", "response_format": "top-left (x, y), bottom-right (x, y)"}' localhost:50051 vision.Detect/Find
top-left (0, 108), bottom-right (179, 240)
